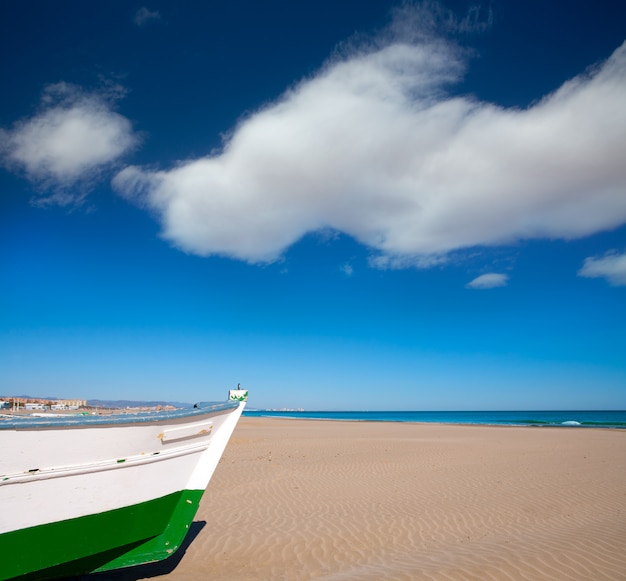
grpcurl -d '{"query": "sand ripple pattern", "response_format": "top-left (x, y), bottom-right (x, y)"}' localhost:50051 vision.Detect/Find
top-left (163, 420), bottom-right (626, 581)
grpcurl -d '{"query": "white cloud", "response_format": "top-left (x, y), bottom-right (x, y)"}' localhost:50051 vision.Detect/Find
top-left (341, 263), bottom-right (354, 276)
top-left (1, 83), bottom-right (138, 204)
top-left (367, 253), bottom-right (448, 270)
top-left (578, 251), bottom-right (626, 286)
top-left (113, 8), bottom-right (626, 266)
top-left (466, 273), bottom-right (508, 289)
top-left (134, 7), bottom-right (161, 27)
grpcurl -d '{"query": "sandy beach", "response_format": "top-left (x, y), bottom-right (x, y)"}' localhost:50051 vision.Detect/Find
top-left (101, 417), bottom-right (626, 581)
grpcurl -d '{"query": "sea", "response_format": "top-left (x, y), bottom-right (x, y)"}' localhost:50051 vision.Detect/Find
top-left (244, 409), bottom-right (626, 429)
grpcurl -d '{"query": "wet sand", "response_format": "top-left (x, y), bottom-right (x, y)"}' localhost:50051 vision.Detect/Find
top-left (114, 417), bottom-right (626, 580)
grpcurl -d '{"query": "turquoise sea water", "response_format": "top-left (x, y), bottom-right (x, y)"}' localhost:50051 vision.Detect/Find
top-left (244, 409), bottom-right (626, 429)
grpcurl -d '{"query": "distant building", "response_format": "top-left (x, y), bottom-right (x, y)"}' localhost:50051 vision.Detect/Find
top-left (0, 396), bottom-right (87, 411)
top-left (55, 399), bottom-right (86, 410)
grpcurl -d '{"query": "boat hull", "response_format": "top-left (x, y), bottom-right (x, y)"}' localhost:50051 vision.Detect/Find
top-left (0, 399), bottom-right (245, 580)
top-left (1, 489), bottom-right (202, 580)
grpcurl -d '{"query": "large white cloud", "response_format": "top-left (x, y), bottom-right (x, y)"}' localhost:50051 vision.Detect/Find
top-left (1, 82), bottom-right (138, 204)
top-left (113, 28), bottom-right (626, 264)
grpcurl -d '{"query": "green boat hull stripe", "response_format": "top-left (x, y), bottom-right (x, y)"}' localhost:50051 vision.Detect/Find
top-left (0, 489), bottom-right (204, 581)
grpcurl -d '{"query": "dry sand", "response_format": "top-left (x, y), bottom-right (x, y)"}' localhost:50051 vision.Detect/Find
top-left (117, 417), bottom-right (626, 580)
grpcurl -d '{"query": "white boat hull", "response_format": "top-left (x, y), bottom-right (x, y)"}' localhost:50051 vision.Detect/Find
top-left (0, 396), bottom-right (246, 580)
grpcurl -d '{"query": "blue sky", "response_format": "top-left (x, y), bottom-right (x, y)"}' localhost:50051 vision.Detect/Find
top-left (1, 0), bottom-right (625, 410)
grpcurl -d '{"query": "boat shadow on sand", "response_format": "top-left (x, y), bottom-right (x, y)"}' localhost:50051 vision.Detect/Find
top-left (67, 521), bottom-right (206, 581)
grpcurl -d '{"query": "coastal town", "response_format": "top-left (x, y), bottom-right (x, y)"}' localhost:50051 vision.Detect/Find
top-left (0, 396), bottom-right (176, 413)
top-left (0, 396), bottom-right (87, 411)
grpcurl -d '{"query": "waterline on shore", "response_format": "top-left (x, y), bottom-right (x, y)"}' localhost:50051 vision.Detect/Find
top-left (244, 409), bottom-right (626, 428)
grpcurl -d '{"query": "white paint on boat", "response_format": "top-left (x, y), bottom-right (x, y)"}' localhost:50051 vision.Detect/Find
top-left (0, 399), bottom-right (245, 535)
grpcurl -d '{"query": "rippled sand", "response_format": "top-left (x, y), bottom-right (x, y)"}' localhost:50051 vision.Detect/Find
top-left (138, 418), bottom-right (626, 580)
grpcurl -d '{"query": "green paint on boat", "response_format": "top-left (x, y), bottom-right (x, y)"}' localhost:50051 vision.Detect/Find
top-left (0, 489), bottom-right (204, 581)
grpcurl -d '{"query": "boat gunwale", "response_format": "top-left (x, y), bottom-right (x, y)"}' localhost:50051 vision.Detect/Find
top-left (0, 400), bottom-right (239, 430)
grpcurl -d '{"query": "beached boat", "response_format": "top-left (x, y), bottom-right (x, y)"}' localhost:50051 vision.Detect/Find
top-left (0, 389), bottom-right (248, 581)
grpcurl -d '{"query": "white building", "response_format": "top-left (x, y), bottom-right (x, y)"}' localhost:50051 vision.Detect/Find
top-left (53, 399), bottom-right (86, 410)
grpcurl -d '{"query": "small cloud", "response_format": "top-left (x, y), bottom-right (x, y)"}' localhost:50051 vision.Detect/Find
top-left (0, 82), bottom-right (139, 205)
top-left (341, 263), bottom-right (354, 276)
top-left (578, 251), bottom-right (626, 286)
top-left (134, 7), bottom-right (161, 27)
top-left (458, 4), bottom-right (494, 33)
top-left (466, 273), bottom-right (508, 289)
top-left (368, 254), bottom-right (448, 270)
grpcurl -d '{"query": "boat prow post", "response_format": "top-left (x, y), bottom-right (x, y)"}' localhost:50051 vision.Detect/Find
top-left (229, 385), bottom-right (249, 404)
